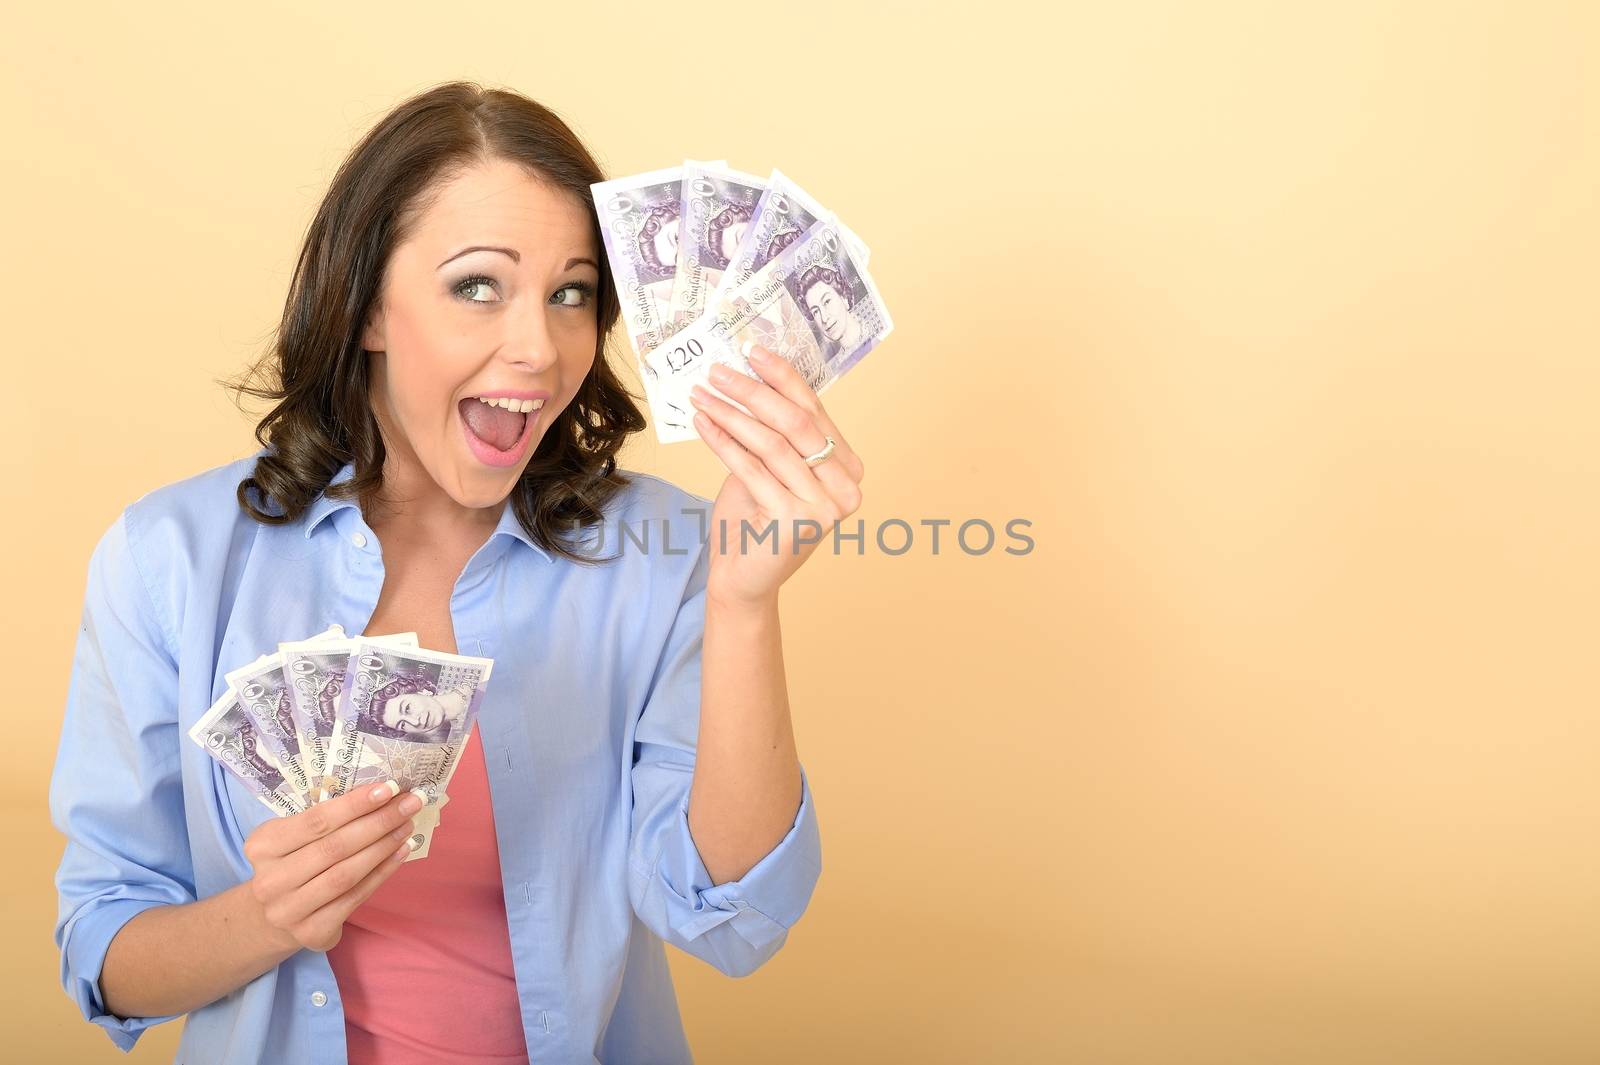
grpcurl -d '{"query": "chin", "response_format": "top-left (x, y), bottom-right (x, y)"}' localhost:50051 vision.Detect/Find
top-left (456, 477), bottom-right (522, 510)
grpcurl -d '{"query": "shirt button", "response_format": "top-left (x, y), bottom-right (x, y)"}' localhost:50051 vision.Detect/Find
top-left (310, 991), bottom-right (328, 1007)
top-left (350, 531), bottom-right (368, 549)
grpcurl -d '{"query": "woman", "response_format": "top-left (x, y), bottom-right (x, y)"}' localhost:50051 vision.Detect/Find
top-left (50, 81), bottom-right (863, 1064)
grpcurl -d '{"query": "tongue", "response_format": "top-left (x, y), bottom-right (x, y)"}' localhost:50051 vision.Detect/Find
top-left (461, 398), bottom-right (527, 451)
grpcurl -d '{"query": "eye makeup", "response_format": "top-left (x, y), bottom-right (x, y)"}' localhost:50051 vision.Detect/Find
top-left (450, 275), bottom-right (597, 307)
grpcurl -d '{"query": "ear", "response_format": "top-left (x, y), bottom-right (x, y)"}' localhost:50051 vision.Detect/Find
top-left (360, 299), bottom-right (386, 353)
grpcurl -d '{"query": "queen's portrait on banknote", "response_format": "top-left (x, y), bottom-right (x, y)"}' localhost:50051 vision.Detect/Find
top-left (707, 201), bottom-right (754, 267)
top-left (797, 263), bottom-right (866, 360)
top-left (49, 80), bottom-right (856, 1065)
top-left (637, 201), bottom-right (680, 282)
top-left (307, 671), bottom-right (342, 735)
top-left (364, 678), bottom-right (473, 744)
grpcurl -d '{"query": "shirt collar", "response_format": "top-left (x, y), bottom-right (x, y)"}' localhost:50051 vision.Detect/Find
top-left (302, 461), bottom-right (554, 564)
top-left (487, 492), bottom-right (555, 564)
top-left (302, 461), bottom-right (360, 540)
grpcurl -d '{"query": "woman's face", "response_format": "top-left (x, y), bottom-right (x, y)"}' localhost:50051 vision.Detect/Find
top-left (805, 281), bottom-right (852, 343)
top-left (382, 691), bottom-right (452, 737)
top-left (360, 156), bottom-right (601, 509)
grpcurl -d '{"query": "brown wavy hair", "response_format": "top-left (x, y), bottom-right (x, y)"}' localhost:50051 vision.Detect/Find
top-left (226, 81), bottom-right (645, 564)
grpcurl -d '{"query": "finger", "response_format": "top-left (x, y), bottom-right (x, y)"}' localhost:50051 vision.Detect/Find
top-left (690, 410), bottom-right (791, 514)
top-left (270, 789), bottom-right (424, 895)
top-left (702, 362), bottom-right (862, 512)
top-left (741, 345), bottom-right (865, 484)
top-left (295, 836), bottom-right (413, 948)
top-left (705, 362), bottom-right (831, 462)
top-left (275, 816), bottom-right (417, 927)
top-left (690, 384), bottom-right (825, 504)
top-left (247, 778), bottom-right (404, 862)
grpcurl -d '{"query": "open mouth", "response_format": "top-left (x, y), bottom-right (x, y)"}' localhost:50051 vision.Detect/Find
top-left (459, 395), bottom-right (545, 467)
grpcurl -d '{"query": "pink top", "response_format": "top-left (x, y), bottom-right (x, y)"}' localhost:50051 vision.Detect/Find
top-left (328, 732), bottom-right (529, 1064)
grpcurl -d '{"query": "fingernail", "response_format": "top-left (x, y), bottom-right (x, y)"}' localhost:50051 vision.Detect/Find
top-left (740, 340), bottom-right (755, 359)
top-left (406, 835), bottom-right (423, 852)
top-left (689, 385), bottom-right (709, 406)
top-left (399, 793), bottom-right (424, 815)
top-left (709, 364), bottom-right (735, 384)
top-left (392, 840), bottom-right (411, 861)
top-left (371, 779), bottom-right (399, 802)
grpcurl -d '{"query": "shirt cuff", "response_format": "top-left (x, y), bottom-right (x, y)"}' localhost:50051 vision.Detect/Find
top-left (652, 764), bottom-right (822, 954)
top-left (60, 896), bottom-right (186, 1052)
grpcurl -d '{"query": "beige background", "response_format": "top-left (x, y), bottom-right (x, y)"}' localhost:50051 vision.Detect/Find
top-left (3, 2), bottom-right (1597, 1062)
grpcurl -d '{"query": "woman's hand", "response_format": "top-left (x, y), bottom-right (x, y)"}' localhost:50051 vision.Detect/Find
top-left (688, 344), bottom-right (865, 607)
top-left (242, 780), bottom-right (422, 952)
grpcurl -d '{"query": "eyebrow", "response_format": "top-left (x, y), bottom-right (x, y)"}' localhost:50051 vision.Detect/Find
top-left (436, 246), bottom-right (598, 272)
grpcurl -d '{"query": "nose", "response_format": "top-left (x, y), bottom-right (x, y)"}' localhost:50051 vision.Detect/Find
top-left (498, 295), bottom-right (562, 375)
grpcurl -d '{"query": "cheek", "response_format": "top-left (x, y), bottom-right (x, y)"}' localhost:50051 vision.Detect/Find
top-left (559, 319), bottom-right (599, 371)
top-left (555, 345), bottom-right (598, 414)
top-left (386, 309), bottom-right (475, 417)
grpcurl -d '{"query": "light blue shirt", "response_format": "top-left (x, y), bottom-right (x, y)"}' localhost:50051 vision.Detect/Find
top-left (50, 452), bottom-right (821, 1063)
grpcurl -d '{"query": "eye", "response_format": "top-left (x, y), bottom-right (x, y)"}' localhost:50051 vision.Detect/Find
top-left (551, 281), bottom-right (596, 308)
top-left (453, 274), bottom-right (499, 303)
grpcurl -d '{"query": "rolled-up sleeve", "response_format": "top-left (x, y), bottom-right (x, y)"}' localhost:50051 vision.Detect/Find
top-left (627, 535), bottom-right (822, 979)
top-left (49, 509), bottom-right (196, 1051)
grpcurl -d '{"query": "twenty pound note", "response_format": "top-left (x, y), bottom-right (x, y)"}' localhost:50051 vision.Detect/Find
top-left (644, 218), bottom-right (894, 442)
top-left (591, 161), bottom-right (726, 408)
top-left (279, 627), bottom-right (418, 799)
top-left (666, 161), bottom-right (768, 337)
top-left (225, 653), bottom-right (314, 800)
top-left (189, 686), bottom-right (306, 816)
top-left (276, 627), bottom-right (349, 800)
top-left (708, 169), bottom-right (870, 305)
top-left (323, 638), bottom-right (493, 808)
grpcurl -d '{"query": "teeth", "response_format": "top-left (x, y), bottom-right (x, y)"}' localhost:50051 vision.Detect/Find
top-left (473, 396), bottom-right (545, 413)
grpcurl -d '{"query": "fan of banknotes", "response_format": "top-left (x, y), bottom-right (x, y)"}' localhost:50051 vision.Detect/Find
top-left (592, 161), bottom-right (894, 444)
top-left (187, 625), bottom-right (494, 861)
